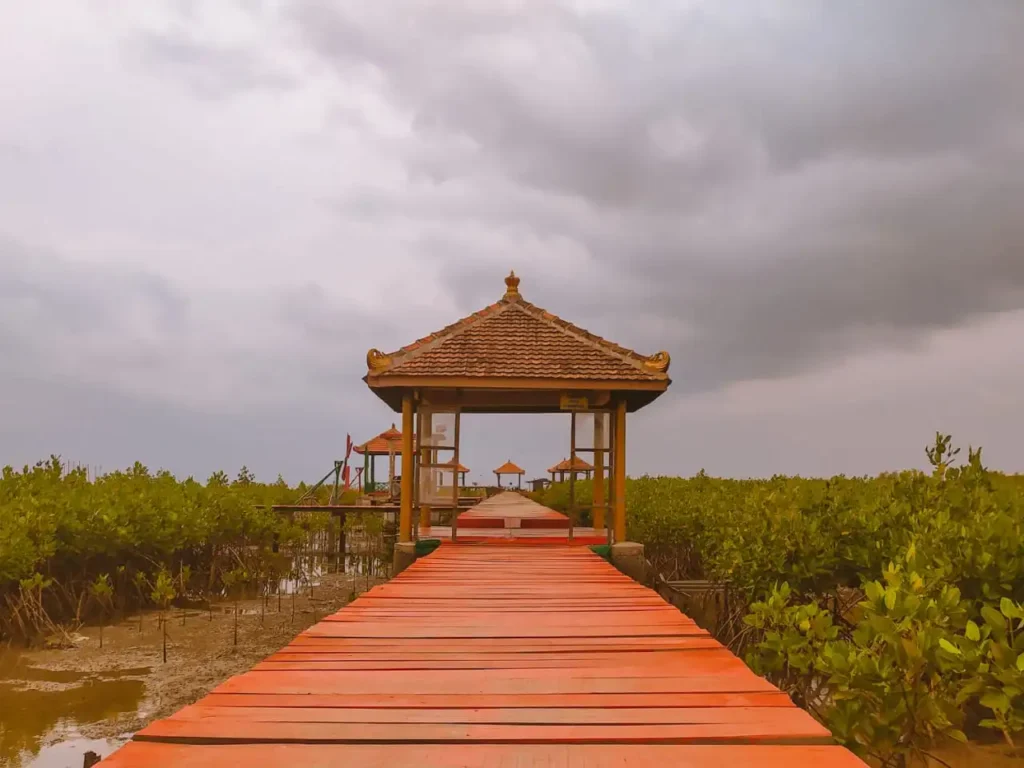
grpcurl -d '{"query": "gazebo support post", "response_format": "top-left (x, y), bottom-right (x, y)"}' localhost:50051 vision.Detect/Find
top-left (610, 399), bottom-right (645, 582)
top-left (418, 412), bottom-right (432, 535)
top-left (393, 394), bottom-right (417, 574)
top-left (593, 413), bottom-right (606, 530)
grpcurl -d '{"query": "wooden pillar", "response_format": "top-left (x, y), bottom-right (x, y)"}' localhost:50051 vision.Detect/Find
top-left (400, 395), bottom-right (414, 542)
top-left (388, 443), bottom-right (396, 495)
top-left (613, 399), bottom-right (627, 543)
top-left (593, 413), bottom-right (606, 530)
top-left (419, 412), bottom-right (432, 533)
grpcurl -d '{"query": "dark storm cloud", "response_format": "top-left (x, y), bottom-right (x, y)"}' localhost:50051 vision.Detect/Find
top-left (0, 236), bottom-right (187, 349)
top-left (0, 236), bottom-right (399, 478)
top-left (295, 0), bottom-right (1024, 392)
top-left (0, 371), bottom-right (354, 482)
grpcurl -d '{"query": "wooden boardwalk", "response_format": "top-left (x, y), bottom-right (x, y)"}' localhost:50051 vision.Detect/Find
top-left (102, 526), bottom-right (866, 765)
top-left (424, 491), bottom-right (608, 545)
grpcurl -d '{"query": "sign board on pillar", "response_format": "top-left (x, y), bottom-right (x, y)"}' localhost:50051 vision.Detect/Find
top-left (559, 394), bottom-right (589, 411)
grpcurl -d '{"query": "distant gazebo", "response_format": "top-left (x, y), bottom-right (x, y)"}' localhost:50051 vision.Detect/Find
top-left (493, 460), bottom-right (526, 489)
top-left (439, 460), bottom-right (470, 488)
top-left (353, 424), bottom-right (417, 496)
top-left (548, 456), bottom-right (594, 483)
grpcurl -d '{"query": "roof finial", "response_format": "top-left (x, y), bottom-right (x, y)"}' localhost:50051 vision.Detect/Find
top-left (504, 270), bottom-right (521, 299)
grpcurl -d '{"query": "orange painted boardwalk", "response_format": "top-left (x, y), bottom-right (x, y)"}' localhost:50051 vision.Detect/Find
top-left (102, 542), bottom-right (866, 766)
top-left (425, 491), bottom-right (608, 545)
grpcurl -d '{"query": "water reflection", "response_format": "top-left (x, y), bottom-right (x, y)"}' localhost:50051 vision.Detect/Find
top-left (0, 524), bottom-right (393, 766)
top-left (16, 737), bottom-right (125, 768)
top-left (0, 653), bottom-right (146, 766)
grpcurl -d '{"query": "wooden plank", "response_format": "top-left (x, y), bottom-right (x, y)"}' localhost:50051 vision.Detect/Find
top-left (168, 705), bottom-right (827, 726)
top-left (200, 691), bottom-right (797, 709)
top-left (213, 672), bottom-right (781, 696)
top-left (103, 742), bottom-right (870, 767)
top-left (136, 719), bottom-right (834, 745)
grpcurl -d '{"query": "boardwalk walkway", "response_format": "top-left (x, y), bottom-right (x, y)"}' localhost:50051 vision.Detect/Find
top-left (423, 490), bottom-right (607, 544)
top-left (102, 500), bottom-right (866, 766)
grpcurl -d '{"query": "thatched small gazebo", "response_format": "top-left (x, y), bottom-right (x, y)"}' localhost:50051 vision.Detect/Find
top-left (493, 460), bottom-right (526, 489)
top-left (440, 460), bottom-right (470, 488)
top-left (353, 423), bottom-right (417, 496)
top-left (548, 456), bottom-right (594, 483)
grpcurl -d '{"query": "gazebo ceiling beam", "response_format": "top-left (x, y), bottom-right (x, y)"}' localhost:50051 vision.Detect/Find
top-left (367, 387), bottom-right (661, 414)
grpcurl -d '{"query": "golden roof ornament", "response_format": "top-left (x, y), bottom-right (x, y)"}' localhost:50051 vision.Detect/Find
top-left (503, 270), bottom-right (521, 299)
top-left (643, 350), bottom-right (671, 373)
top-left (366, 348), bottom-right (392, 372)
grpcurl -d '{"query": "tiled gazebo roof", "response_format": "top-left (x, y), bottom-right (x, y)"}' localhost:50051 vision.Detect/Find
top-left (547, 456), bottom-right (595, 473)
top-left (353, 424), bottom-right (417, 455)
top-left (366, 272), bottom-right (669, 384)
top-left (493, 460), bottom-right (526, 475)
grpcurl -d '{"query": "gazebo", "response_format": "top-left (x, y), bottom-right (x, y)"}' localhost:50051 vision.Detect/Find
top-left (352, 423), bottom-right (417, 496)
top-left (363, 270), bottom-right (670, 572)
top-left (439, 460), bottom-right (470, 488)
top-left (548, 456), bottom-right (594, 483)
top-left (493, 460), bottom-right (526, 489)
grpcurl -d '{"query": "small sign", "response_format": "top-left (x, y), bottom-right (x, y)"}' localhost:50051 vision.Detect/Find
top-left (560, 394), bottom-right (589, 411)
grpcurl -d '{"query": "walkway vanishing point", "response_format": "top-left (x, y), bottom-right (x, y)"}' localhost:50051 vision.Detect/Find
top-left (102, 494), bottom-right (867, 767)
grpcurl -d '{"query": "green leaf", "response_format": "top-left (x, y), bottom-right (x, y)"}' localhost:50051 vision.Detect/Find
top-left (981, 691), bottom-right (1012, 714)
top-left (883, 589), bottom-right (897, 612)
top-left (1016, 653), bottom-right (1024, 672)
top-left (939, 638), bottom-right (961, 656)
top-left (983, 605), bottom-right (1006, 631)
top-left (966, 620), bottom-right (981, 642)
top-left (1001, 597), bottom-right (1017, 619)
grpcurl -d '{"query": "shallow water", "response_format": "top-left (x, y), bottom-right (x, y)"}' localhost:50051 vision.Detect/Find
top-left (0, 548), bottom-right (388, 766)
top-left (0, 650), bottom-right (147, 767)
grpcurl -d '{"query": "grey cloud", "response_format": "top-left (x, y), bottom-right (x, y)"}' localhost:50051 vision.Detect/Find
top-left (0, 235), bottom-right (377, 409)
top-left (294, 1), bottom-right (1024, 392)
top-left (3, 2), bottom-right (1023, 480)
top-left (0, 236), bottom-right (187, 347)
top-left (0, 371), bottom-right (357, 483)
top-left (132, 32), bottom-right (298, 99)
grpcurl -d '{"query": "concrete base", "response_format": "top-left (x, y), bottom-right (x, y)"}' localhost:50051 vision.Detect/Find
top-left (392, 541), bottom-right (417, 576)
top-left (611, 542), bottom-right (647, 584)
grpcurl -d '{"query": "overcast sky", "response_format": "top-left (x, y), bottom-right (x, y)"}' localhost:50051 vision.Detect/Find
top-left (2, 1), bottom-right (1022, 484)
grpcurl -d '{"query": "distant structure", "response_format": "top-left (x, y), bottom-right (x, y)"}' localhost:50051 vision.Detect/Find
top-left (548, 456), bottom-right (594, 483)
top-left (493, 460), bottom-right (526, 489)
top-left (353, 423), bottom-right (416, 498)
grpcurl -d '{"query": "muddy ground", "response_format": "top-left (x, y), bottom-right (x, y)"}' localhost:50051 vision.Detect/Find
top-left (0, 569), bottom-right (384, 767)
